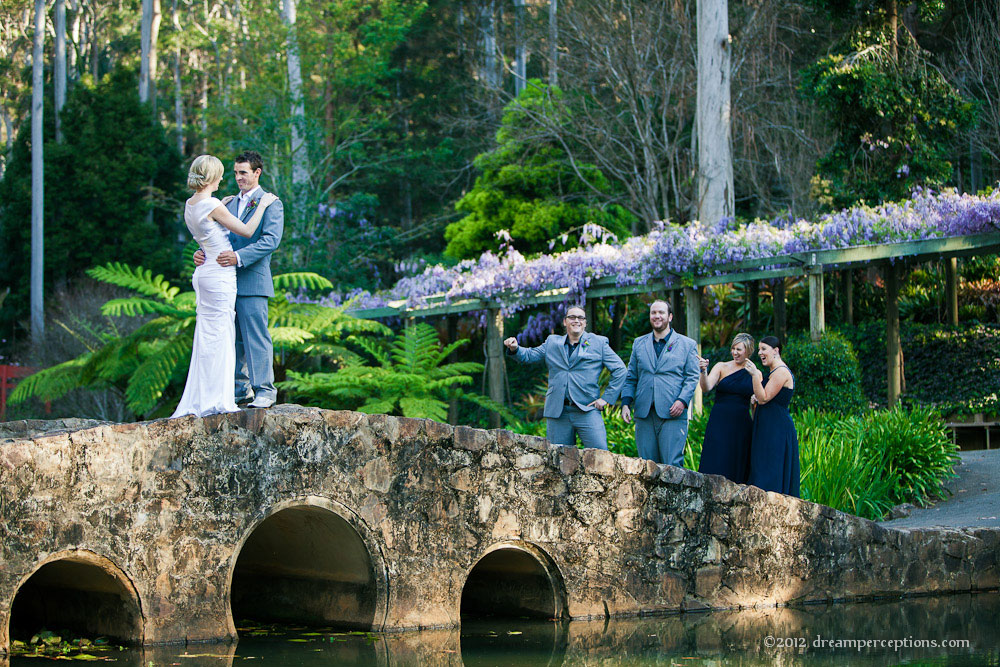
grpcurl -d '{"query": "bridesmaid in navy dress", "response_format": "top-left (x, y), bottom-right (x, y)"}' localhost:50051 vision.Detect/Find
top-left (697, 333), bottom-right (755, 483)
top-left (747, 335), bottom-right (800, 497)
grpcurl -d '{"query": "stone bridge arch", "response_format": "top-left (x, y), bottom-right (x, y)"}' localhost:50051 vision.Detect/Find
top-left (4, 549), bottom-right (144, 648)
top-left (461, 541), bottom-right (568, 620)
top-left (226, 495), bottom-right (389, 633)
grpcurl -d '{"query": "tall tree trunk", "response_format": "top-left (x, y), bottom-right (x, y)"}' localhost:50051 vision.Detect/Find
top-left (514, 0), bottom-right (526, 96)
top-left (548, 0), bottom-right (557, 86)
top-left (54, 0), bottom-right (66, 142)
top-left (478, 0), bottom-right (500, 90)
top-left (282, 0), bottom-right (308, 191)
top-left (69, 0), bottom-right (80, 74)
top-left (887, 0), bottom-right (898, 61)
top-left (695, 0), bottom-right (733, 227)
top-left (139, 0), bottom-right (162, 111)
top-left (171, 0), bottom-right (184, 154)
top-left (31, 0), bottom-right (46, 344)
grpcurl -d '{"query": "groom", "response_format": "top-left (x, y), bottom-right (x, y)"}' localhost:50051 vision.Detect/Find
top-left (194, 150), bottom-right (284, 408)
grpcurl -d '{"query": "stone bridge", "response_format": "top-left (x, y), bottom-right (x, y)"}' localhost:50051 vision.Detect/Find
top-left (0, 406), bottom-right (997, 653)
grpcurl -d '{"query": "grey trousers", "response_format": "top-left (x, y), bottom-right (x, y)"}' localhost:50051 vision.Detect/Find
top-left (234, 295), bottom-right (277, 402)
top-left (546, 405), bottom-right (608, 450)
top-left (635, 412), bottom-right (687, 467)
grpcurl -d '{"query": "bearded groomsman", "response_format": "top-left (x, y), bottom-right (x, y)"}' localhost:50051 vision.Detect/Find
top-left (504, 305), bottom-right (627, 450)
top-left (621, 300), bottom-right (700, 467)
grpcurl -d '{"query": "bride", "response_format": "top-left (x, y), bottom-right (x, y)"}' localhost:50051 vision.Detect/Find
top-left (172, 155), bottom-right (277, 418)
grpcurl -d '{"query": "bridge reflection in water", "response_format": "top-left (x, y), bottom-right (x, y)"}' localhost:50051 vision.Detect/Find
top-left (6, 592), bottom-right (997, 667)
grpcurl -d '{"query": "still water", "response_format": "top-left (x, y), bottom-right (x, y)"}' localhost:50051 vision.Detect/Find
top-left (11, 592), bottom-right (999, 666)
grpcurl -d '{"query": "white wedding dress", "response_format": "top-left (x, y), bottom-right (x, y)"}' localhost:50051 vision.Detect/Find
top-left (171, 197), bottom-right (239, 418)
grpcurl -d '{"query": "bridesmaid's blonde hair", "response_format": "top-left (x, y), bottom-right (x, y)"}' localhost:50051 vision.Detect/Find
top-left (732, 332), bottom-right (755, 355)
top-left (187, 155), bottom-right (224, 191)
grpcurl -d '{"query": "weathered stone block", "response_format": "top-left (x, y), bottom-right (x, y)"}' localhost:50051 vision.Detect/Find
top-left (582, 449), bottom-right (615, 476)
top-left (558, 446), bottom-right (581, 476)
top-left (454, 426), bottom-right (493, 452)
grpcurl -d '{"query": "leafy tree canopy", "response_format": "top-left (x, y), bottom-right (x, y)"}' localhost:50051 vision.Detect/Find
top-left (444, 83), bottom-right (636, 260)
top-left (0, 66), bottom-right (185, 334)
top-left (800, 22), bottom-right (976, 209)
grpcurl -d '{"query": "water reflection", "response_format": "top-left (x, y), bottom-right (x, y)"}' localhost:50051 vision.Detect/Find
top-left (9, 592), bottom-right (999, 666)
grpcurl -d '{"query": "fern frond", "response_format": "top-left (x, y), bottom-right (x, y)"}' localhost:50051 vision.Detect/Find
top-left (8, 356), bottom-right (90, 404)
top-left (432, 339), bottom-right (470, 368)
top-left (272, 272), bottom-right (334, 291)
top-left (458, 390), bottom-right (519, 424)
top-left (270, 326), bottom-right (315, 346)
top-left (125, 334), bottom-right (193, 416)
top-left (352, 335), bottom-right (392, 367)
top-left (87, 263), bottom-right (180, 301)
top-left (399, 397), bottom-right (448, 421)
top-left (101, 297), bottom-right (193, 318)
top-left (358, 398), bottom-right (399, 415)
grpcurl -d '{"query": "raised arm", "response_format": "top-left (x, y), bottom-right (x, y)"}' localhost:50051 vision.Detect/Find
top-left (700, 359), bottom-right (723, 392)
top-left (749, 365), bottom-right (790, 404)
top-left (504, 336), bottom-right (547, 364)
top-left (210, 193), bottom-right (278, 238)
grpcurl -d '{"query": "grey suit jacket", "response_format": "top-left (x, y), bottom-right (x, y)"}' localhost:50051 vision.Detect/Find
top-left (621, 331), bottom-right (700, 420)
top-left (227, 188), bottom-right (284, 298)
top-left (512, 332), bottom-right (627, 419)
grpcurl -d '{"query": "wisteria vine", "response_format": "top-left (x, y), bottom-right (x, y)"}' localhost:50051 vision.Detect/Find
top-left (316, 188), bottom-right (1000, 318)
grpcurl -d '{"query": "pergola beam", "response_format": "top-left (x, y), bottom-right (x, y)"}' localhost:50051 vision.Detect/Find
top-left (348, 232), bottom-right (1000, 320)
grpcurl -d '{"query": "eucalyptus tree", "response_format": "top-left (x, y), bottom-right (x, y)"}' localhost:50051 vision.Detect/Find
top-left (30, 0), bottom-right (44, 343)
top-left (139, 0), bottom-right (162, 109)
top-left (696, 0), bottom-right (733, 228)
top-left (54, 0), bottom-right (66, 141)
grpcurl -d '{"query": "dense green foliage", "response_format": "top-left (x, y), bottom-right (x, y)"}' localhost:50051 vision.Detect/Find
top-left (280, 322), bottom-right (507, 422)
top-left (839, 322), bottom-right (1000, 416)
top-left (781, 331), bottom-right (867, 414)
top-left (444, 85), bottom-right (636, 260)
top-left (0, 68), bottom-right (185, 335)
top-left (797, 406), bottom-right (958, 519)
top-left (800, 14), bottom-right (976, 208)
top-left (9, 263), bottom-right (375, 419)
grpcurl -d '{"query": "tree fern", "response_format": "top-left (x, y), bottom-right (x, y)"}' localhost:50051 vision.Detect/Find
top-left (126, 335), bottom-right (194, 415)
top-left (279, 321), bottom-right (512, 424)
top-left (11, 263), bottom-right (378, 420)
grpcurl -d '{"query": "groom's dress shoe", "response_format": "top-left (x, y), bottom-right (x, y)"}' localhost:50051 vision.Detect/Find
top-left (248, 397), bottom-right (274, 409)
top-left (236, 394), bottom-right (255, 406)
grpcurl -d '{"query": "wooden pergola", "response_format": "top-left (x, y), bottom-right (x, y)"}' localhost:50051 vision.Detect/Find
top-left (351, 231), bottom-right (1000, 425)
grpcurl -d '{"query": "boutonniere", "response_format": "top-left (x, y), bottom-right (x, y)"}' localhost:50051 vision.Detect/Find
top-left (582, 339), bottom-right (591, 347)
top-left (667, 341), bottom-right (675, 352)
top-left (245, 198), bottom-right (259, 215)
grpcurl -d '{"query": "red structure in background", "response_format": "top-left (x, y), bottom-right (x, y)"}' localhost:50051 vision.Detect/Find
top-left (0, 365), bottom-right (49, 421)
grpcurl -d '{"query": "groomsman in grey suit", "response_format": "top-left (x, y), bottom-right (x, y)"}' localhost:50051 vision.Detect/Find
top-left (621, 300), bottom-right (700, 467)
top-left (194, 150), bottom-right (284, 408)
top-left (504, 305), bottom-right (627, 450)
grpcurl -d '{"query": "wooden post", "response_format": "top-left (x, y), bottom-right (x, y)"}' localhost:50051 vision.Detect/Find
top-left (773, 279), bottom-right (786, 342)
top-left (485, 308), bottom-right (506, 428)
top-left (586, 298), bottom-right (598, 333)
top-left (808, 262), bottom-right (825, 342)
top-left (886, 262), bottom-right (902, 406)
top-left (684, 286), bottom-right (703, 414)
top-left (610, 297), bottom-right (624, 351)
top-left (747, 281), bottom-right (759, 332)
top-left (842, 270), bottom-right (853, 325)
top-left (945, 257), bottom-right (958, 326)
top-left (671, 289), bottom-right (685, 335)
top-left (447, 315), bottom-right (459, 425)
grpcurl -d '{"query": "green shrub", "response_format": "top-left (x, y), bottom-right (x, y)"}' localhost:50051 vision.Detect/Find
top-left (839, 322), bottom-right (1000, 417)
top-left (782, 331), bottom-right (866, 414)
top-left (798, 406), bottom-right (958, 519)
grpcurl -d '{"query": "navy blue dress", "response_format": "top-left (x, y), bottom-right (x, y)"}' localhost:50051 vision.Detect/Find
top-left (698, 369), bottom-right (753, 483)
top-left (748, 374), bottom-right (800, 497)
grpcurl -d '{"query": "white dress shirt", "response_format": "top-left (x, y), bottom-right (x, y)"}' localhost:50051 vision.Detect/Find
top-left (233, 185), bottom-right (262, 267)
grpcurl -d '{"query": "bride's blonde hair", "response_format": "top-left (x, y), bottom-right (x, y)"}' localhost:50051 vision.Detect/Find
top-left (187, 155), bottom-right (224, 191)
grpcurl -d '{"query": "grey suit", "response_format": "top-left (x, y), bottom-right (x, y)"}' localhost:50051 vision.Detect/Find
top-left (622, 330), bottom-right (700, 466)
top-left (226, 188), bottom-right (284, 403)
top-left (511, 332), bottom-right (627, 449)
